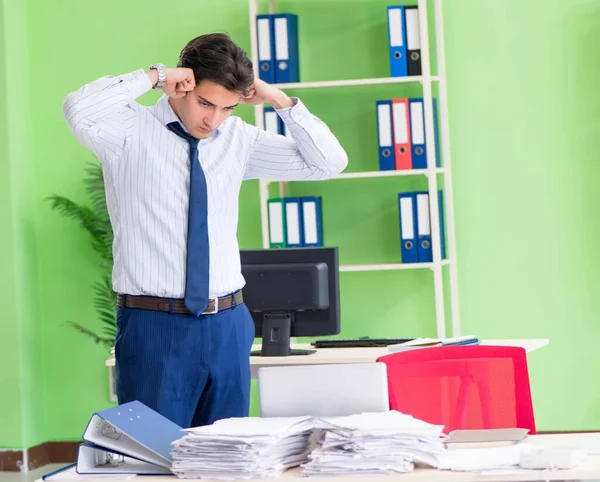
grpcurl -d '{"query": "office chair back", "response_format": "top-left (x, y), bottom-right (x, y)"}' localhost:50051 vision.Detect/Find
top-left (377, 345), bottom-right (536, 434)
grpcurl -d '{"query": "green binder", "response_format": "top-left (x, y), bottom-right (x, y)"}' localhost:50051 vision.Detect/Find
top-left (267, 198), bottom-right (287, 248)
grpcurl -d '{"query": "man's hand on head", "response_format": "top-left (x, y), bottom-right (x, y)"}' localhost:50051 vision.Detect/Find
top-left (240, 78), bottom-right (294, 109)
top-left (147, 67), bottom-right (196, 99)
top-left (163, 68), bottom-right (196, 99)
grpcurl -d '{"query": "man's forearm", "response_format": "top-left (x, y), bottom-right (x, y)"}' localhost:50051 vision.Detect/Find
top-left (268, 89), bottom-right (294, 109)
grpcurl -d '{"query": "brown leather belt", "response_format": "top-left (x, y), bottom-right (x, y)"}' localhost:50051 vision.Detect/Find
top-left (117, 290), bottom-right (243, 315)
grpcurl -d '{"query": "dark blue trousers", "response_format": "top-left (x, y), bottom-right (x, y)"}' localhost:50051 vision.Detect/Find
top-left (114, 302), bottom-right (255, 428)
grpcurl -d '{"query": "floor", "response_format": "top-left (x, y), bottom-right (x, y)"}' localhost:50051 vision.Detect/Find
top-left (0, 464), bottom-right (65, 482)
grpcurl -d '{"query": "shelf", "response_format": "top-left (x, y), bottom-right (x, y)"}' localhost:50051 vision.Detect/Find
top-left (264, 168), bottom-right (445, 185)
top-left (275, 76), bottom-right (440, 90)
top-left (333, 167), bottom-right (445, 180)
top-left (340, 260), bottom-right (451, 272)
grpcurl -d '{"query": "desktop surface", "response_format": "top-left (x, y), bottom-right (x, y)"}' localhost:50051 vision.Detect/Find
top-left (247, 339), bottom-right (550, 378)
top-left (38, 433), bottom-right (600, 482)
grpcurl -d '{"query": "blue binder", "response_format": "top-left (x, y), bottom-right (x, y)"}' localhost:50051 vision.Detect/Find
top-left (82, 401), bottom-right (184, 469)
top-left (414, 190), bottom-right (446, 262)
top-left (264, 106), bottom-right (283, 134)
top-left (284, 197), bottom-right (304, 248)
top-left (387, 6), bottom-right (408, 77)
top-left (272, 13), bottom-right (300, 83)
top-left (76, 442), bottom-right (171, 475)
top-left (256, 15), bottom-right (275, 83)
top-left (376, 100), bottom-right (395, 170)
top-left (410, 98), bottom-right (440, 169)
top-left (409, 98), bottom-right (426, 169)
top-left (300, 196), bottom-right (323, 247)
top-left (438, 190), bottom-right (447, 259)
top-left (415, 191), bottom-right (432, 263)
top-left (398, 192), bottom-right (418, 263)
top-left (433, 98), bottom-right (441, 167)
top-left (43, 464), bottom-right (77, 480)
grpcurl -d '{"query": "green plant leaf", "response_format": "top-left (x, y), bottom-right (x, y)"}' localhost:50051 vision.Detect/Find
top-left (66, 321), bottom-right (114, 349)
top-left (50, 161), bottom-right (117, 350)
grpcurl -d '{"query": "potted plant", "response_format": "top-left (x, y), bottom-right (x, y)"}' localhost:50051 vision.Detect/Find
top-left (47, 163), bottom-right (116, 349)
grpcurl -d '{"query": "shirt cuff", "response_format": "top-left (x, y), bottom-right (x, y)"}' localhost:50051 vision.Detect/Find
top-left (275, 97), bottom-right (310, 125)
top-left (124, 68), bottom-right (153, 99)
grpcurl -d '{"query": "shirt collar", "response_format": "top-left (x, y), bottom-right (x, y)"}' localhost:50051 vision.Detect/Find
top-left (151, 94), bottom-right (222, 138)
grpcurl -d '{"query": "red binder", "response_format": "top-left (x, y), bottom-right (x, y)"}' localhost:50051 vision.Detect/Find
top-left (392, 98), bottom-right (413, 170)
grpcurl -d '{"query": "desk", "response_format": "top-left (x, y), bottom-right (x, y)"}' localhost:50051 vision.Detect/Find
top-left (104, 339), bottom-right (550, 379)
top-left (37, 433), bottom-right (600, 482)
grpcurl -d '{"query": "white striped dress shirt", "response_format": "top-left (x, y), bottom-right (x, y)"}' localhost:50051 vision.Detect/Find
top-left (62, 69), bottom-right (348, 299)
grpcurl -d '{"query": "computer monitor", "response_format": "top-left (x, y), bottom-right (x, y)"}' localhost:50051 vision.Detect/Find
top-left (239, 247), bottom-right (340, 357)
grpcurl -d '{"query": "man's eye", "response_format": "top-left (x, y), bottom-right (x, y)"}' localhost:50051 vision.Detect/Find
top-left (199, 101), bottom-right (210, 107)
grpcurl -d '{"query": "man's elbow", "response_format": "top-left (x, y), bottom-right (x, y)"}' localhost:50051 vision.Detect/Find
top-left (322, 150), bottom-right (349, 179)
top-left (62, 92), bottom-right (79, 130)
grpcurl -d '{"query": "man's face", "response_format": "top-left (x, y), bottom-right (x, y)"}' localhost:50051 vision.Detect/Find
top-left (171, 80), bottom-right (241, 139)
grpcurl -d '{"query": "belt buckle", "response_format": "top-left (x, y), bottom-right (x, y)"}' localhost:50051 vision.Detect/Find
top-left (204, 297), bottom-right (219, 315)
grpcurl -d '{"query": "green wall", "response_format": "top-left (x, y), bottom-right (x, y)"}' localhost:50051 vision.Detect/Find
top-left (2, 0), bottom-right (600, 448)
top-left (0, 0), bottom-right (25, 450)
top-left (0, 0), bottom-right (44, 449)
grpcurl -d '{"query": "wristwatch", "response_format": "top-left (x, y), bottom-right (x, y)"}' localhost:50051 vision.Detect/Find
top-left (149, 63), bottom-right (166, 89)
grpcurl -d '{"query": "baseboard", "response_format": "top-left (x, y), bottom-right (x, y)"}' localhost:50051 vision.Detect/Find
top-left (0, 442), bottom-right (79, 472)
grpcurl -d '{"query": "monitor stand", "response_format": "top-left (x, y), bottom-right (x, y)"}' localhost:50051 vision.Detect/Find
top-left (250, 312), bottom-right (316, 357)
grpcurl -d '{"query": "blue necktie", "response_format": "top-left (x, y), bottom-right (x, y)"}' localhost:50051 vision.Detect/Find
top-left (167, 122), bottom-right (210, 316)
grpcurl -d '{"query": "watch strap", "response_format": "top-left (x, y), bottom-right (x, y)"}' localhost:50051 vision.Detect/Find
top-left (149, 63), bottom-right (166, 89)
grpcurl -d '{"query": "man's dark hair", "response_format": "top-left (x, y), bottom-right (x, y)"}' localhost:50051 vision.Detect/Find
top-left (178, 33), bottom-right (255, 95)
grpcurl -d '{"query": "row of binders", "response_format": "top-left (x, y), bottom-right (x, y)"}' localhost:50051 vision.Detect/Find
top-left (268, 196), bottom-right (323, 248)
top-left (398, 190), bottom-right (446, 263)
top-left (377, 97), bottom-right (440, 171)
top-left (388, 5), bottom-right (422, 77)
top-left (254, 5), bottom-right (424, 85)
top-left (256, 13), bottom-right (300, 84)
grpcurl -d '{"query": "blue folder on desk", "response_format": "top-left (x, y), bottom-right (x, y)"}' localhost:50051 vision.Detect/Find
top-left (82, 400), bottom-right (184, 469)
top-left (76, 442), bottom-right (172, 475)
top-left (42, 464), bottom-right (77, 480)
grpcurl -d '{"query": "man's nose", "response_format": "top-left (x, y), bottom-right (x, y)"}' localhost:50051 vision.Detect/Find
top-left (203, 110), bottom-right (219, 129)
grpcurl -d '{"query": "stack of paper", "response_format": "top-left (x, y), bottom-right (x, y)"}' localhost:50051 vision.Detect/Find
top-left (436, 444), bottom-right (534, 472)
top-left (170, 416), bottom-right (316, 479)
top-left (302, 411), bottom-right (446, 476)
top-left (388, 335), bottom-right (480, 353)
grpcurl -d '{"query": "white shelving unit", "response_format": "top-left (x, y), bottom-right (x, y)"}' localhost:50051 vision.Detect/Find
top-left (247, 0), bottom-right (460, 338)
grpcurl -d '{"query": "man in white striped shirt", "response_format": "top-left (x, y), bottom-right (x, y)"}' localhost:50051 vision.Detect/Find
top-left (63, 33), bottom-right (347, 427)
